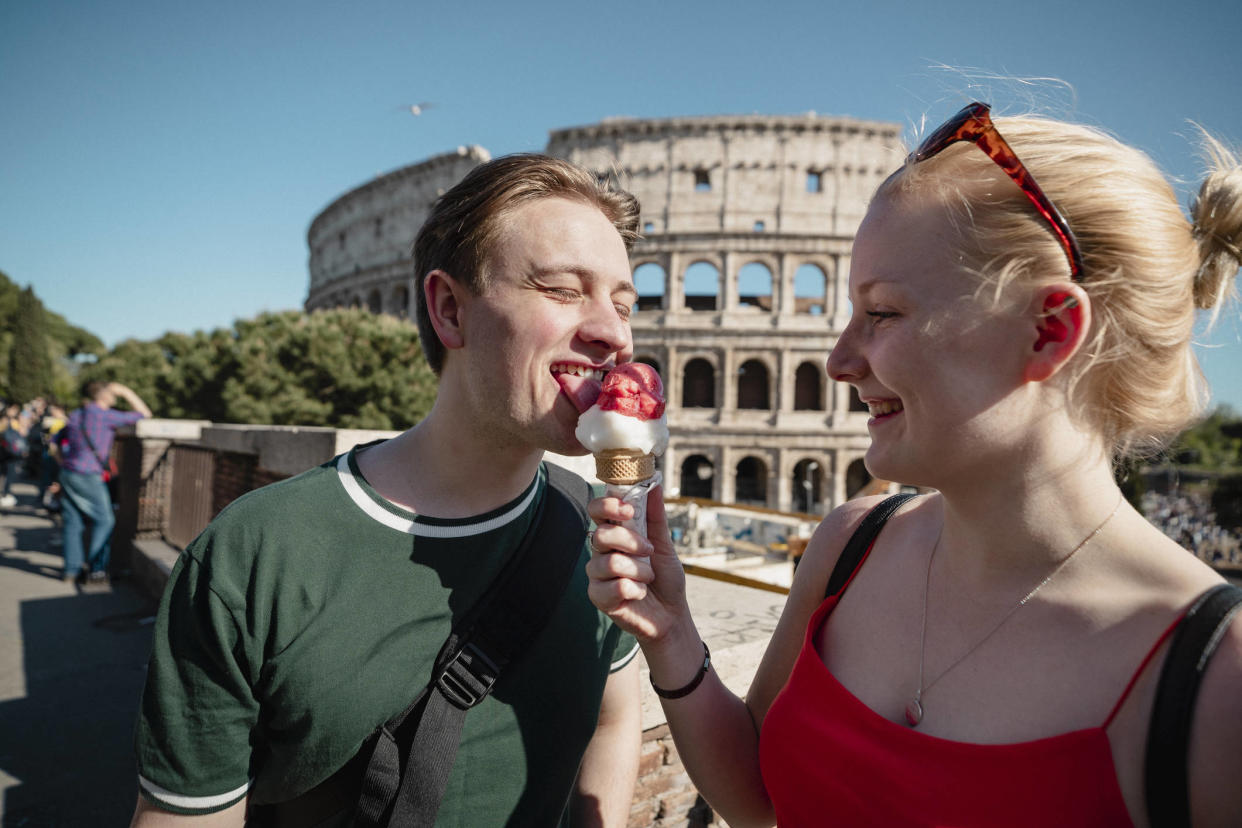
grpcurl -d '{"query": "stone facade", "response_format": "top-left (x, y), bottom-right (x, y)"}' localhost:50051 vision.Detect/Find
top-left (306, 114), bottom-right (906, 514)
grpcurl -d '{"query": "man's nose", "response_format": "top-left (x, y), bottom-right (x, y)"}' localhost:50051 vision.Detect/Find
top-left (578, 295), bottom-right (632, 354)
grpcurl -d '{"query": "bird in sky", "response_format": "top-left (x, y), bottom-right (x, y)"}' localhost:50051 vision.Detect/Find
top-left (398, 102), bottom-right (435, 116)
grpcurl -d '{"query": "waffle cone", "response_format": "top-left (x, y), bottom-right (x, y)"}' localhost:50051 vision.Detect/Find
top-left (594, 449), bottom-right (655, 486)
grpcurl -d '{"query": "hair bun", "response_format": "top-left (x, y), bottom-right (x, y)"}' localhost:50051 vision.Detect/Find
top-left (1190, 131), bottom-right (1242, 311)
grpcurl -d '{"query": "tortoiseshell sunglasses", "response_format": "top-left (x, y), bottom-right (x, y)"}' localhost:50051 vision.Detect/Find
top-left (910, 102), bottom-right (1085, 282)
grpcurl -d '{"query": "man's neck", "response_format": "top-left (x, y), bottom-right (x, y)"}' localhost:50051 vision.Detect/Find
top-left (357, 406), bottom-right (544, 520)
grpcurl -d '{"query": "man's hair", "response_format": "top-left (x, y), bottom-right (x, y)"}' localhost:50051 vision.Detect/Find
top-left (412, 153), bottom-right (641, 374)
top-left (83, 381), bottom-right (108, 402)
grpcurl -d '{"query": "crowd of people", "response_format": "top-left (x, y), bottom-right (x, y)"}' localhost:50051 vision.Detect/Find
top-left (1, 382), bottom-right (151, 584)
top-left (1143, 489), bottom-right (1242, 568)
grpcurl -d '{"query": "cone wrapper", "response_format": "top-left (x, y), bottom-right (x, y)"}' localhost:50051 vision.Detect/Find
top-left (603, 472), bottom-right (661, 540)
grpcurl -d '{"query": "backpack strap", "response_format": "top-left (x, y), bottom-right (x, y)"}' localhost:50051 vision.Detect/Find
top-left (353, 463), bottom-right (591, 828)
top-left (1144, 582), bottom-right (1242, 828)
top-left (824, 493), bottom-right (917, 599)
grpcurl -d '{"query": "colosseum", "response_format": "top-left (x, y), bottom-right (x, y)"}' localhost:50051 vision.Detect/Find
top-left (306, 113), bottom-right (905, 515)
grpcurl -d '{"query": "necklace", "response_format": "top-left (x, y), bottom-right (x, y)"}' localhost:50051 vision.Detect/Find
top-left (905, 495), bottom-right (1124, 728)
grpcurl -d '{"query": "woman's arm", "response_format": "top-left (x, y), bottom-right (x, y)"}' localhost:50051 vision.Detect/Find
top-left (586, 490), bottom-right (879, 827)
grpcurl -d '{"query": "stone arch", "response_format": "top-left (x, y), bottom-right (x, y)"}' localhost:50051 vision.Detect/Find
top-left (367, 288), bottom-right (382, 314)
top-left (391, 285), bottom-right (409, 318)
top-left (682, 358), bottom-right (716, 408)
top-left (846, 458), bottom-right (872, 499)
top-left (735, 456), bottom-right (768, 506)
top-left (794, 263), bottom-right (828, 315)
top-left (680, 454), bottom-right (715, 499)
top-left (792, 458), bottom-right (824, 513)
top-left (633, 262), bottom-right (666, 312)
top-left (736, 358), bottom-right (770, 410)
top-left (794, 361), bottom-right (824, 410)
top-left (350, 294), bottom-right (363, 309)
top-left (684, 260), bottom-right (720, 312)
top-left (849, 385), bottom-right (868, 412)
top-left (737, 261), bottom-right (773, 311)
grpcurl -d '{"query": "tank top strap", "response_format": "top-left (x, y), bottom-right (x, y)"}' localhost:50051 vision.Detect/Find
top-left (1101, 609), bottom-right (1187, 728)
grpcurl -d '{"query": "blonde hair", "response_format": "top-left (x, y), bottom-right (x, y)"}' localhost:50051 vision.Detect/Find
top-left (878, 114), bottom-right (1242, 461)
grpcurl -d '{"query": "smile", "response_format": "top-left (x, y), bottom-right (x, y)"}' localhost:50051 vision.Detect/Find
top-left (867, 399), bottom-right (904, 417)
top-left (550, 362), bottom-right (606, 381)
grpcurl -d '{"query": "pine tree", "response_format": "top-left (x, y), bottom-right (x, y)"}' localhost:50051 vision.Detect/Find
top-left (6, 287), bottom-right (54, 403)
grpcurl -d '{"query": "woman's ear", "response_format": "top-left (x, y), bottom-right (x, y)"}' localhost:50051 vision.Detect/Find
top-left (424, 269), bottom-right (467, 352)
top-left (1023, 284), bottom-right (1091, 383)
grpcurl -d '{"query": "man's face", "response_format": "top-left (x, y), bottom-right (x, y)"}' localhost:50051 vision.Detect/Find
top-left (451, 196), bottom-right (636, 456)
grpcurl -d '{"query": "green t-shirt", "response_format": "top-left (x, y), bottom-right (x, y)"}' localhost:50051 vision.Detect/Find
top-left (135, 446), bottom-right (637, 825)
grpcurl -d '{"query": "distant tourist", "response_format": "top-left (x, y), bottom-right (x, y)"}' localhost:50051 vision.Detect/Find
top-left (58, 381), bottom-right (151, 584)
top-left (589, 103), bottom-right (1242, 825)
top-left (0, 402), bottom-right (28, 508)
top-left (132, 155), bottom-right (642, 826)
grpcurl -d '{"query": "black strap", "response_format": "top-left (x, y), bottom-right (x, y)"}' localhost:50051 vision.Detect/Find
top-left (824, 493), bottom-right (917, 599)
top-left (352, 463), bottom-right (591, 828)
top-left (1145, 582), bottom-right (1242, 828)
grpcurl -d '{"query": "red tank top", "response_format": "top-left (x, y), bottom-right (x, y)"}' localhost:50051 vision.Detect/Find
top-left (758, 549), bottom-right (1180, 827)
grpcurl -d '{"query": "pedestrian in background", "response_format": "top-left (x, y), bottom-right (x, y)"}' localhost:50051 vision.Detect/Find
top-left (58, 381), bottom-right (151, 584)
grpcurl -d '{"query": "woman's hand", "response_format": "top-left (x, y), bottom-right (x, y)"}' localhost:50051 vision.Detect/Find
top-left (585, 485), bottom-right (690, 644)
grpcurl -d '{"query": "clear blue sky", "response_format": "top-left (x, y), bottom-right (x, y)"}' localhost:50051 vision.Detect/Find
top-left (3, 0), bottom-right (1239, 410)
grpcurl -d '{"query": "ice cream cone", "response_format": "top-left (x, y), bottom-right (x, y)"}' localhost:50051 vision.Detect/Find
top-left (594, 448), bottom-right (656, 486)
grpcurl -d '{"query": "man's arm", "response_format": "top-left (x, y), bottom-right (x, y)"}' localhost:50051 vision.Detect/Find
top-left (131, 797), bottom-right (246, 827)
top-left (570, 657), bottom-right (641, 827)
top-left (110, 381), bottom-right (153, 418)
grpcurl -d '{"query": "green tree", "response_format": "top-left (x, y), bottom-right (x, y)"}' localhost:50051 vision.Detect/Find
top-left (81, 308), bottom-right (439, 429)
top-left (6, 287), bottom-right (54, 402)
top-left (0, 270), bottom-right (105, 404)
top-left (1172, 406), bottom-right (1242, 470)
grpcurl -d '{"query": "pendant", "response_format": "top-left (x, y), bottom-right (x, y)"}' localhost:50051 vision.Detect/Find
top-left (905, 697), bottom-right (923, 727)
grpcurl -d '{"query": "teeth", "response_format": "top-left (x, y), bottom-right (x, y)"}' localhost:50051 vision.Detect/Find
top-left (552, 363), bottom-right (605, 381)
top-left (867, 399), bottom-right (903, 417)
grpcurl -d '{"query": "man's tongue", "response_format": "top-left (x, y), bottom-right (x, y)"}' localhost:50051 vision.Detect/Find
top-left (555, 372), bottom-right (601, 414)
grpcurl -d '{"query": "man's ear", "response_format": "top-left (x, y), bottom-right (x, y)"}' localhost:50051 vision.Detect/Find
top-left (424, 269), bottom-right (467, 352)
top-left (1024, 284), bottom-right (1091, 383)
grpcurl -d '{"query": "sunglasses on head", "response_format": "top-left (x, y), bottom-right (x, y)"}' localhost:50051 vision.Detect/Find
top-left (910, 102), bottom-right (1085, 282)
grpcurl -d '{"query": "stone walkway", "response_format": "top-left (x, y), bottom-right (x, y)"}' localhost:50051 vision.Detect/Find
top-left (0, 480), bottom-right (156, 827)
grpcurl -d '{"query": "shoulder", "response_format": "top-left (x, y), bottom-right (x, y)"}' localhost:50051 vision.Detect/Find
top-left (793, 493), bottom-right (926, 600)
top-left (1188, 586), bottom-right (1242, 824)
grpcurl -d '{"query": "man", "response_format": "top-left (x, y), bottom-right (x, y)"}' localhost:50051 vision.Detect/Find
top-left (133, 154), bottom-right (644, 826)
top-left (59, 381), bottom-right (151, 583)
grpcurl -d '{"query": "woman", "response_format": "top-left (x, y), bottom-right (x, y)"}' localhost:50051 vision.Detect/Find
top-left (587, 103), bottom-right (1242, 826)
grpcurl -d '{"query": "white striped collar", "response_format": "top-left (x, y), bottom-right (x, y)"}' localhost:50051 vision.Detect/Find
top-left (334, 450), bottom-right (540, 538)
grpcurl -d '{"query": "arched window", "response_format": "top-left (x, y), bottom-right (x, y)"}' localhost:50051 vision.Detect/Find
top-left (682, 359), bottom-right (715, 408)
top-left (794, 264), bottom-right (827, 315)
top-left (693, 169), bottom-right (711, 192)
top-left (633, 263), bottom-right (666, 312)
top-left (738, 262), bottom-right (773, 311)
top-left (792, 458), bottom-right (823, 513)
top-left (367, 289), bottom-right (382, 314)
top-left (350, 295), bottom-right (362, 309)
top-left (684, 262), bottom-right (719, 312)
top-left (846, 458), bottom-right (872, 499)
top-left (680, 455), bottom-right (714, 499)
top-left (794, 362), bottom-right (823, 410)
top-left (391, 285), bottom-right (409, 319)
top-left (849, 386), bottom-right (868, 412)
top-left (735, 456), bottom-right (768, 506)
top-left (737, 359), bottom-right (769, 410)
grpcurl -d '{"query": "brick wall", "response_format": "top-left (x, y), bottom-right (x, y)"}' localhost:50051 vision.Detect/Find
top-left (631, 725), bottom-right (719, 828)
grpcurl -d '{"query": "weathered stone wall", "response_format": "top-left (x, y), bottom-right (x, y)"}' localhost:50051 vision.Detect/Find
top-left (306, 145), bottom-right (491, 314)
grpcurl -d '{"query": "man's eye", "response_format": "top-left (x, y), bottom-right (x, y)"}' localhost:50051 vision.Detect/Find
top-left (544, 288), bottom-right (579, 300)
top-left (866, 311), bottom-right (898, 320)
top-left (615, 303), bottom-right (632, 320)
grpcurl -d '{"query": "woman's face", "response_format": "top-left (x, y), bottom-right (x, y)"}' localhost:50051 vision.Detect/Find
top-left (826, 193), bottom-right (1034, 488)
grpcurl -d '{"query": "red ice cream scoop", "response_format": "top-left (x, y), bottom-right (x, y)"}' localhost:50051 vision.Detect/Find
top-left (596, 363), bottom-right (665, 421)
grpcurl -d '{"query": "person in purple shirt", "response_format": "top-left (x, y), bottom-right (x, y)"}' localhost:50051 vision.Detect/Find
top-left (59, 381), bottom-right (151, 584)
